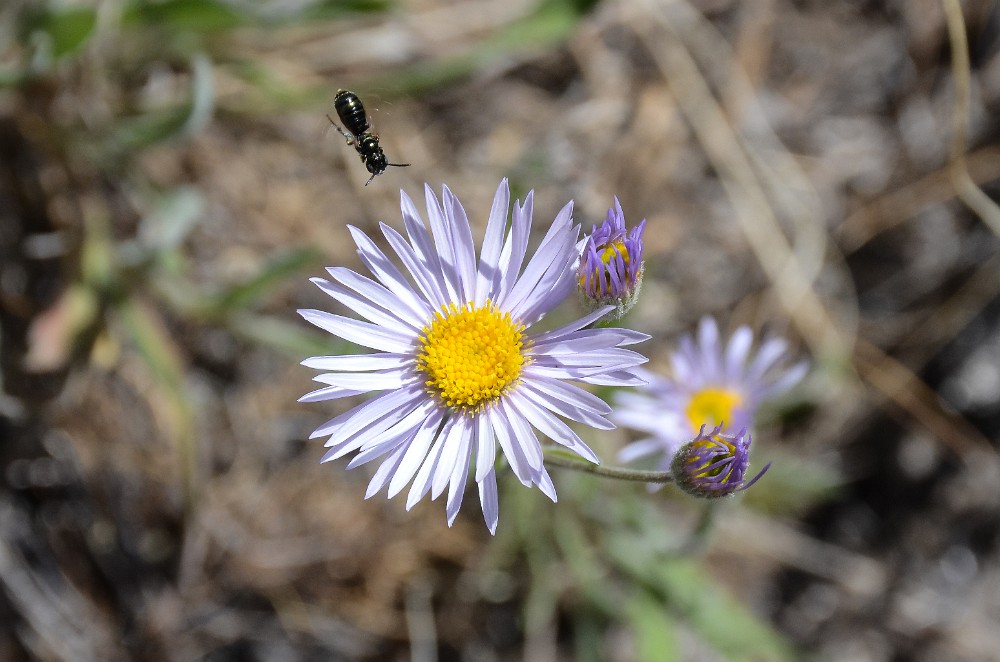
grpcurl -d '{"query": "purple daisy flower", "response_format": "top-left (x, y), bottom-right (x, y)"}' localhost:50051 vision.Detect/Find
top-left (299, 179), bottom-right (649, 533)
top-left (614, 316), bottom-right (807, 469)
top-left (577, 198), bottom-right (646, 320)
top-left (671, 425), bottom-right (770, 498)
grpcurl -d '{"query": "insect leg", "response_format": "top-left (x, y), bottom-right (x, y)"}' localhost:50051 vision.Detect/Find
top-left (326, 114), bottom-right (355, 146)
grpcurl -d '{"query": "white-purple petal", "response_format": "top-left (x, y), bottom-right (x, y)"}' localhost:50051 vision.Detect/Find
top-left (387, 411), bottom-right (443, 498)
top-left (311, 385), bottom-right (421, 441)
top-left (348, 225), bottom-right (431, 316)
top-left (297, 385), bottom-right (368, 403)
top-left (326, 266), bottom-right (430, 329)
top-left (500, 400), bottom-right (544, 471)
top-left (406, 417), bottom-right (453, 509)
top-left (348, 406), bottom-right (430, 468)
top-left (478, 469), bottom-right (499, 535)
top-left (475, 179), bottom-right (510, 306)
top-left (301, 353), bottom-right (410, 371)
top-left (432, 415), bottom-right (469, 500)
top-left (475, 414), bottom-right (496, 482)
top-left (507, 389), bottom-right (598, 464)
top-left (298, 309), bottom-right (413, 354)
top-left (487, 405), bottom-right (532, 485)
top-left (365, 443), bottom-right (410, 498)
top-left (443, 185), bottom-right (478, 303)
top-left (446, 438), bottom-right (472, 526)
top-left (381, 221), bottom-right (451, 312)
top-left (724, 325), bottom-right (754, 382)
top-left (529, 306), bottom-right (616, 344)
top-left (746, 337), bottom-right (790, 381)
top-left (309, 371), bottom-right (408, 391)
top-left (618, 437), bottom-right (675, 465)
top-left (520, 382), bottom-right (615, 430)
top-left (576, 369), bottom-right (648, 387)
top-left (423, 185), bottom-right (462, 302)
top-left (494, 193), bottom-right (532, 305)
top-left (758, 359), bottom-right (809, 398)
top-left (310, 276), bottom-right (418, 333)
top-left (532, 464), bottom-right (558, 503)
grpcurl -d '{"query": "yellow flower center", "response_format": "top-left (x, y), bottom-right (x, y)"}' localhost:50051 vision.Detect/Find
top-left (416, 301), bottom-right (528, 411)
top-left (685, 388), bottom-right (742, 430)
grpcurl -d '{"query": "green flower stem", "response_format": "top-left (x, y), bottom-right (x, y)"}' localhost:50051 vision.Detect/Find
top-left (544, 450), bottom-right (675, 484)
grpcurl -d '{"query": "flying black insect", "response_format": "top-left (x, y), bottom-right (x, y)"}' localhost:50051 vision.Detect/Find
top-left (328, 89), bottom-right (410, 186)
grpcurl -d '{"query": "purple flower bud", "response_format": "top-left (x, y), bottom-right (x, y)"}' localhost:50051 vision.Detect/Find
top-left (671, 424), bottom-right (770, 498)
top-left (577, 197), bottom-right (646, 320)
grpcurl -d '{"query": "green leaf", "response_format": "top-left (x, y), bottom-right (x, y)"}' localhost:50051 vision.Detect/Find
top-left (111, 53), bottom-right (215, 151)
top-left (232, 314), bottom-right (348, 358)
top-left (123, 0), bottom-right (244, 33)
top-left (139, 187), bottom-right (205, 253)
top-left (300, 0), bottom-right (393, 21)
top-left (367, 0), bottom-right (591, 97)
top-left (572, 611), bottom-right (605, 662)
top-left (210, 248), bottom-right (323, 315)
top-left (608, 543), bottom-right (797, 662)
top-left (116, 298), bottom-right (185, 393)
top-left (657, 559), bottom-right (794, 661)
top-left (112, 107), bottom-right (192, 152)
top-left (741, 448), bottom-right (842, 517)
top-left (35, 8), bottom-right (97, 58)
top-left (625, 591), bottom-right (679, 662)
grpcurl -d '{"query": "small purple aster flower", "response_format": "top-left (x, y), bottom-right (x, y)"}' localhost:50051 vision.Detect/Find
top-left (577, 198), bottom-right (646, 320)
top-left (614, 316), bottom-right (807, 469)
top-left (299, 179), bottom-right (649, 534)
top-left (671, 425), bottom-right (770, 498)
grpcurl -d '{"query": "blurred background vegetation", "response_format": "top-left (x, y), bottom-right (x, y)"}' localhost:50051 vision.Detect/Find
top-left (1, 0), bottom-right (999, 659)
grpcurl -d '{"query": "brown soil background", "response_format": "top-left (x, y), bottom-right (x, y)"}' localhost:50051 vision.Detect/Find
top-left (2, 0), bottom-right (1000, 660)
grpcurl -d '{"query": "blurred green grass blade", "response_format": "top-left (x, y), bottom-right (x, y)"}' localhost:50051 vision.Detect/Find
top-left (231, 313), bottom-right (349, 358)
top-left (626, 591), bottom-right (679, 662)
top-left (138, 186), bottom-right (205, 253)
top-left (300, 0), bottom-right (393, 21)
top-left (654, 559), bottom-right (795, 662)
top-left (553, 511), bottom-right (620, 616)
top-left (210, 248), bottom-right (323, 315)
top-left (371, 0), bottom-right (598, 96)
top-left (115, 297), bottom-right (200, 511)
top-left (610, 540), bottom-right (795, 662)
top-left (741, 448), bottom-right (843, 517)
top-left (572, 611), bottom-right (604, 662)
top-left (28, 7), bottom-right (97, 59)
top-left (181, 54), bottom-right (215, 138)
top-left (113, 107), bottom-right (192, 152)
top-left (493, 0), bottom-right (590, 50)
top-left (224, 60), bottom-right (330, 114)
top-left (123, 0), bottom-right (244, 32)
top-left (116, 297), bottom-right (185, 392)
top-left (112, 53), bottom-right (214, 151)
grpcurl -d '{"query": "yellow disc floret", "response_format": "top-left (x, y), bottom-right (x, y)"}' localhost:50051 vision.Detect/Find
top-left (578, 240), bottom-right (630, 292)
top-left (601, 240), bottom-right (630, 266)
top-left (685, 388), bottom-right (742, 430)
top-left (417, 300), bottom-right (528, 411)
